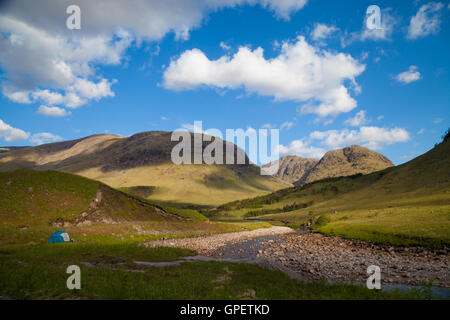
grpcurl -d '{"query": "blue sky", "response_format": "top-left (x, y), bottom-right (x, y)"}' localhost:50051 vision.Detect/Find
top-left (0, 0), bottom-right (449, 165)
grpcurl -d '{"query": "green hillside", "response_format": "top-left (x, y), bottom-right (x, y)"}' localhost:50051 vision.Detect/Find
top-left (0, 169), bottom-right (190, 228)
top-left (211, 133), bottom-right (450, 248)
top-left (0, 132), bottom-right (287, 207)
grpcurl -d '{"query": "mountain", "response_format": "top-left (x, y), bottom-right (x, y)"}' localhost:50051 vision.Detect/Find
top-left (0, 131), bottom-right (287, 207)
top-left (295, 145), bottom-right (394, 185)
top-left (263, 156), bottom-right (319, 184)
top-left (0, 146), bottom-right (28, 154)
top-left (0, 169), bottom-right (187, 228)
top-left (265, 145), bottom-right (393, 185)
top-left (212, 135), bottom-right (450, 247)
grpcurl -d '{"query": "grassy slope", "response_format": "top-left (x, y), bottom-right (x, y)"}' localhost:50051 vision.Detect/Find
top-left (78, 163), bottom-right (287, 207)
top-left (211, 139), bottom-right (450, 248)
top-left (0, 169), bottom-right (99, 227)
top-left (0, 132), bottom-right (288, 208)
top-left (0, 169), bottom-right (193, 228)
top-left (0, 169), bottom-right (277, 247)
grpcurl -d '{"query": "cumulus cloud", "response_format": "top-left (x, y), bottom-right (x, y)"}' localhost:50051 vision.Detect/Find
top-left (30, 132), bottom-right (63, 145)
top-left (278, 125), bottom-right (410, 158)
top-left (345, 110), bottom-right (370, 126)
top-left (342, 8), bottom-right (397, 46)
top-left (407, 2), bottom-right (444, 39)
top-left (311, 23), bottom-right (338, 41)
top-left (277, 139), bottom-right (326, 158)
top-left (0, 0), bottom-right (308, 111)
top-left (164, 36), bottom-right (365, 117)
top-left (0, 119), bottom-right (64, 145)
top-left (395, 66), bottom-right (422, 84)
top-left (0, 119), bottom-right (30, 142)
top-left (0, 14), bottom-right (126, 110)
top-left (37, 105), bottom-right (72, 117)
top-left (310, 126), bottom-right (410, 150)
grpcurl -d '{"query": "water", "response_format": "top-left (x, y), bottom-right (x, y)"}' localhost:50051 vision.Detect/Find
top-left (210, 232), bottom-right (450, 298)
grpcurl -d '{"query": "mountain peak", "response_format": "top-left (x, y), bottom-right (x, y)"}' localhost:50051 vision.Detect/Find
top-left (266, 145), bottom-right (394, 185)
top-left (295, 145), bottom-right (393, 185)
top-left (263, 155), bottom-right (319, 184)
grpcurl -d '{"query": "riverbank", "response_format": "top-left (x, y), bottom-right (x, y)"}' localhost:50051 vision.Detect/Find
top-left (146, 230), bottom-right (450, 288)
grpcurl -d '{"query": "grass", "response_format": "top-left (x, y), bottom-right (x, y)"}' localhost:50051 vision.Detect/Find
top-left (0, 169), bottom-right (209, 228)
top-left (211, 139), bottom-right (450, 248)
top-left (316, 206), bottom-right (450, 248)
top-left (0, 169), bottom-right (99, 227)
top-left (0, 220), bottom-right (273, 247)
top-left (0, 239), bottom-right (432, 300)
top-left (77, 163), bottom-right (286, 207)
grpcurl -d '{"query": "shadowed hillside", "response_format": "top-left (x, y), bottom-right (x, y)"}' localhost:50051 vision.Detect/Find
top-left (0, 132), bottom-right (287, 207)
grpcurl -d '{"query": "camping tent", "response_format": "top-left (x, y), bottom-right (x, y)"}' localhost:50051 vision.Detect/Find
top-left (48, 231), bottom-right (72, 243)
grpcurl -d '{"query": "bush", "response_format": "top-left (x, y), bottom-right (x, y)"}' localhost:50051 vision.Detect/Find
top-left (313, 215), bottom-right (331, 228)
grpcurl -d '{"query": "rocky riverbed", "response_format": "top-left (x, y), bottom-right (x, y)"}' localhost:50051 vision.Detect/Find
top-left (146, 228), bottom-right (450, 288)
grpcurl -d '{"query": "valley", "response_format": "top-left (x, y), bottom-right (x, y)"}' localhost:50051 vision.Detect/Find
top-left (0, 130), bottom-right (448, 300)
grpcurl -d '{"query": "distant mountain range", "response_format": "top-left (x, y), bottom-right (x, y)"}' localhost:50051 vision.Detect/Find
top-left (0, 134), bottom-right (395, 206)
top-left (0, 146), bottom-right (28, 154)
top-left (264, 145), bottom-right (394, 185)
top-left (0, 131), bottom-right (287, 207)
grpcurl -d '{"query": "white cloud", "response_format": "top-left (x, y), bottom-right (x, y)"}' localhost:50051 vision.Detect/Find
top-left (361, 9), bottom-right (397, 41)
top-left (434, 117), bottom-right (443, 123)
top-left (1, 86), bottom-right (32, 104)
top-left (277, 139), bottom-right (326, 158)
top-left (37, 105), bottom-right (71, 117)
top-left (342, 8), bottom-right (397, 46)
top-left (0, 119), bottom-right (30, 142)
top-left (255, 0), bottom-right (308, 20)
top-left (220, 41), bottom-right (231, 50)
top-left (310, 126), bottom-right (410, 150)
top-left (0, 0), bottom-right (308, 110)
top-left (345, 110), bottom-right (370, 127)
top-left (161, 116), bottom-right (168, 120)
top-left (279, 125), bottom-right (410, 158)
top-left (163, 36), bottom-right (365, 117)
top-left (395, 66), bottom-right (422, 84)
top-left (407, 2), bottom-right (444, 39)
top-left (73, 78), bottom-right (115, 101)
top-left (417, 128), bottom-right (425, 134)
top-left (30, 132), bottom-right (63, 145)
top-left (311, 23), bottom-right (338, 41)
top-left (0, 14), bottom-right (126, 110)
top-left (0, 119), bottom-right (64, 145)
top-left (280, 121), bottom-right (294, 131)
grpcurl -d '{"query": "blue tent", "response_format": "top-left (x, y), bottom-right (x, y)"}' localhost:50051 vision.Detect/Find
top-left (48, 231), bottom-right (72, 243)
